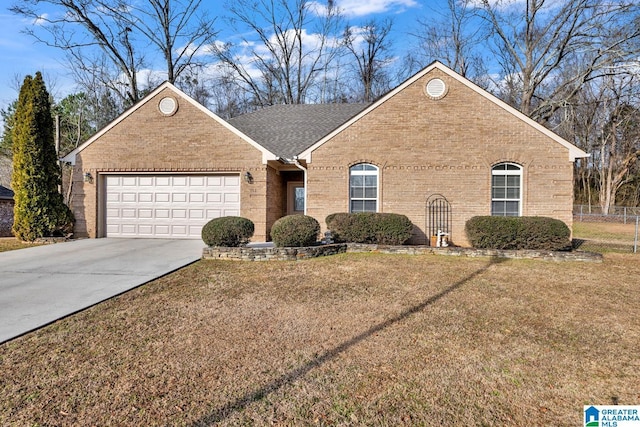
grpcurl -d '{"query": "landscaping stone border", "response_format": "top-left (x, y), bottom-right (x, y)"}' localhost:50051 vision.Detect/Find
top-left (202, 243), bottom-right (347, 261)
top-left (345, 244), bottom-right (603, 262)
top-left (202, 243), bottom-right (603, 262)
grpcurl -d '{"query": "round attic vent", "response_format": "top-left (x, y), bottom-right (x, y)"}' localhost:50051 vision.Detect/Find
top-left (425, 78), bottom-right (447, 99)
top-left (158, 96), bottom-right (178, 115)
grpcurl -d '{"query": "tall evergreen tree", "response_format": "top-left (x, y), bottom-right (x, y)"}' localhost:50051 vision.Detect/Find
top-left (11, 72), bottom-right (73, 241)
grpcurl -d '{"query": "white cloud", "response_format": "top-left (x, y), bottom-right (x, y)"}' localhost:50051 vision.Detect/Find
top-left (309, 0), bottom-right (418, 17)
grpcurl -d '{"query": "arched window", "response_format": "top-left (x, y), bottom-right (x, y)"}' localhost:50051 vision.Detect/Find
top-left (491, 163), bottom-right (522, 216)
top-left (350, 163), bottom-right (378, 212)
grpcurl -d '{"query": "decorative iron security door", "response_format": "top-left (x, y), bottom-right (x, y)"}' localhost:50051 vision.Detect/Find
top-left (426, 194), bottom-right (452, 246)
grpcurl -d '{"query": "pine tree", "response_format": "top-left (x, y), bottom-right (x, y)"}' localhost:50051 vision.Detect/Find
top-left (11, 72), bottom-right (73, 241)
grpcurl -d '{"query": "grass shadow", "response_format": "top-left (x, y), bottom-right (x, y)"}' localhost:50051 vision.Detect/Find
top-left (191, 256), bottom-right (508, 426)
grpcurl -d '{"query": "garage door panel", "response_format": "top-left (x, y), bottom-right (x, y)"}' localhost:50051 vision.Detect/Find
top-left (206, 193), bottom-right (221, 203)
top-left (122, 193), bottom-right (137, 202)
top-left (190, 176), bottom-right (205, 186)
top-left (155, 176), bottom-right (170, 186)
top-left (188, 209), bottom-right (205, 219)
top-left (189, 193), bottom-right (205, 203)
top-left (172, 209), bottom-right (187, 219)
top-left (224, 176), bottom-right (240, 186)
top-left (206, 209), bottom-right (221, 219)
top-left (121, 209), bottom-right (137, 218)
top-left (105, 174), bottom-right (240, 238)
top-left (106, 208), bottom-right (120, 218)
top-left (173, 176), bottom-right (188, 186)
top-left (121, 224), bottom-right (137, 234)
top-left (225, 193), bottom-right (239, 203)
top-left (139, 176), bottom-right (154, 186)
top-left (138, 193), bottom-right (153, 203)
top-left (156, 193), bottom-right (170, 203)
top-left (154, 225), bottom-right (170, 235)
top-left (138, 209), bottom-right (153, 219)
top-left (122, 177), bottom-right (137, 186)
top-left (172, 225), bottom-right (188, 236)
top-left (156, 209), bottom-right (170, 219)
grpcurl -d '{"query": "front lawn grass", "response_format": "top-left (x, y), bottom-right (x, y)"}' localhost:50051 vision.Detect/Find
top-left (0, 237), bottom-right (42, 252)
top-left (1, 253), bottom-right (638, 426)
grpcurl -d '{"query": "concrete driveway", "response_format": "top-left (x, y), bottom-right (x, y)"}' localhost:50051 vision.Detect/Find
top-left (0, 238), bottom-right (204, 343)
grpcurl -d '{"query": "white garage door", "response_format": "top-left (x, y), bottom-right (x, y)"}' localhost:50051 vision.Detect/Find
top-left (105, 175), bottom-right (240, 238)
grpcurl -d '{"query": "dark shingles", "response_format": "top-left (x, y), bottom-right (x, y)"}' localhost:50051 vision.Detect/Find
top-left (0, 185), bottom-right (13, 200)
top-left (228, 104), bottom-right (369, 159)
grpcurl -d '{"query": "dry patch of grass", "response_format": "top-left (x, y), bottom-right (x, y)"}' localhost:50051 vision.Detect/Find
top-left (1, 253), bottom-right (639, 426)
top-left (573, 221), bottom-right (638, 253)
top-left (0, 237), bottom-right (42, 253)
top-left (574, 221), bottom-right (637, 243)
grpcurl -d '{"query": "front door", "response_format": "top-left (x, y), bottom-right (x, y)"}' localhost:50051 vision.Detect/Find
top-left (287, 181), bottom-right (305, 215)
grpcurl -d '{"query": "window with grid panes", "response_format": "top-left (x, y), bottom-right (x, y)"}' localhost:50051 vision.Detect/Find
top-left (349, 163), bottom-right (378, 212)
top-left (491, 163), bottom-right (522, 216)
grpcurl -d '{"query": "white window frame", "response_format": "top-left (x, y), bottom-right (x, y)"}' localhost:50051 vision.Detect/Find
top-left (491, 163), bottom-right (522, 216)
top-left (349, 163), bottom-right (379, 213)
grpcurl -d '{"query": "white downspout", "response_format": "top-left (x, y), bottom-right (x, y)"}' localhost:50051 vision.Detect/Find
top-left (292, 156), bottom-right (308, 215)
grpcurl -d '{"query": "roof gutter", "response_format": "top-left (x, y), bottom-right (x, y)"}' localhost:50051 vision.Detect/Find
top-left (292, 156), bottom-right (308, 215)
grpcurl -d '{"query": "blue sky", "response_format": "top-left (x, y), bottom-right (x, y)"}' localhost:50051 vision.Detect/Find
top-left (0, 0), bottom-right (447, 115)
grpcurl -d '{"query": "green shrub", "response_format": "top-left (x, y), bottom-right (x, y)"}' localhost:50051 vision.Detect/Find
top-left (270, 215), bottom-right (320, 247)
top-left (201, 216), bottom-right (254, 247)
top-left (11, 72), bottom-right (74, 241)
top-left (465, 216), bottom-right (571, 251)
top-left (326, 212), bottom-right (413, 245)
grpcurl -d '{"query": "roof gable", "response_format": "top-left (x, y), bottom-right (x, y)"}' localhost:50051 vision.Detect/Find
top-left (298, 61), bottom-right (589, 162)
top-left (228, 103), bottom-right (369, 160)
top-left (62, 82), bottom-right (278, 165)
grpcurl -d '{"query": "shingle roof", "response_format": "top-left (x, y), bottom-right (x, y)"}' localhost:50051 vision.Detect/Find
top-left (0, 185), bottom-right (13, 200)
top-left (228, 104), bottom-right (370, 159)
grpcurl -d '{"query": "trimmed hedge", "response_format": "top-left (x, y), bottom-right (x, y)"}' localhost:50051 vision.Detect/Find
top-left (271, 215), bottom-right (320, 247)
top-left (326, 212), bottom-right (413, 245)
top-left (201, 216), bottom-right (254, 247)
top-left (465, 216), bottom-right (571, 251)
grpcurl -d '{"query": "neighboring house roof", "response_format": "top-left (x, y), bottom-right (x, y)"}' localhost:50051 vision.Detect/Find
top-left (61, 82), bottom-right (279, 165)
top-left (298, 61), bottom-right (590, 162)
top-left (0, 155), bottom-right (12, 190)
top-left (228, 103), bottom-right (369, 160)
top-left (0, 185), bottom-right (13, 200)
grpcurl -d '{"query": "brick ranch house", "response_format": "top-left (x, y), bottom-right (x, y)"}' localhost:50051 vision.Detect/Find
top-left (62, 61), bottom-right (589, 246)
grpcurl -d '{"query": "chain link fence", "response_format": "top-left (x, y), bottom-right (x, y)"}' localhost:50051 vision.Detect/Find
top-left (573, 205), bottom-right (639, 254)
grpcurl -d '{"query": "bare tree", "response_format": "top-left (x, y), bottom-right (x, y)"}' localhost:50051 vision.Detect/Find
top-left (411, 0), bottom-right (486, 81)
top-left (475, 0), bottom-right (640, 123)
top-left (595, 78), bottom-right (640, 213)
top-left (553, 66), bottom-right (640, 212)
top-left (342, 18), bottom-right (394, 102)
top-left (212, 0), bottom-right (343, 106)
top-left (11, 0), bottom-right (217, 104)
